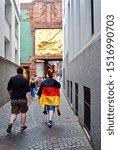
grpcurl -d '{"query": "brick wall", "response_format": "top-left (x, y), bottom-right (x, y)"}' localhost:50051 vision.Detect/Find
top-left (20, 0), bottom-right (62, 78)
top-left (21, 0), bottom-right (62, 51)
top-left (0, 57), bottom-right (18, 108)
top-left (21, 0), bottom-right (62, 29)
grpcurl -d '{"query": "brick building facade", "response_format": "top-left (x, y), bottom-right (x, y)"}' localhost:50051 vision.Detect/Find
top-left (20, 0), bottom-right (62, 78)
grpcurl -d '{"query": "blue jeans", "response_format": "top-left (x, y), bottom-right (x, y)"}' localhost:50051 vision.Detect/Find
top-left (30, 88), bottom-right (35, 97)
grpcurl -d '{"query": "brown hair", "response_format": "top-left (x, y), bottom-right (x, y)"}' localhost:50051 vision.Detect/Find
top-left (47, 68), bottom-right (54, 78)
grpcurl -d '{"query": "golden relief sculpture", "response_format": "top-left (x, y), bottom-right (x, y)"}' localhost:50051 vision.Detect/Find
top-left (23, 69), bottom-right (28, 79)
top-left (35, 29), bottom-right (63, 56)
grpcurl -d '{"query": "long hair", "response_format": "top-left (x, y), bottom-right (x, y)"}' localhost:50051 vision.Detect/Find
top-left (48, 67), bottom-right (54, 78)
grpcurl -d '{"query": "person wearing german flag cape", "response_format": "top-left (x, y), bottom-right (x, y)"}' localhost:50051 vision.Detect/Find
top-left (37, 68), bottom-right (61, 128)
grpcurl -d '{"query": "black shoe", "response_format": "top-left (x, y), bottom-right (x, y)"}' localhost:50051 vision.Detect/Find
top-left (43, 109), bottom-right (47, 114)
top-left (21, 125), bottom-right (27, 131)
top-left (6, 123), bottom-right (13, 133)
top-left (57, 111), bottom-right (61, 116)
top-left (48, 120), bottom-right (52, 128)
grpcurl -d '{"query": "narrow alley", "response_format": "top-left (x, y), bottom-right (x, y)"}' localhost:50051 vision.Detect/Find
top-left (0, 90), bottom-right (93, 150)
top-left (0, 0), bottom-right (101, 149)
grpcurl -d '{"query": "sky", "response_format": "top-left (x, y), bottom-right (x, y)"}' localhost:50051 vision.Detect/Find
top-left (19, 0), bottom-right (33, 3)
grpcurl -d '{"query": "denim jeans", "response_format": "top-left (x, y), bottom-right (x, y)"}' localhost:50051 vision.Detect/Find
top-left (30, 88), bottom-right (35, 97)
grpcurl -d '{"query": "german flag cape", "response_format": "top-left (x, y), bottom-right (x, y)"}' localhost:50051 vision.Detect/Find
top-left (39, 87), bottom-right (60, 107)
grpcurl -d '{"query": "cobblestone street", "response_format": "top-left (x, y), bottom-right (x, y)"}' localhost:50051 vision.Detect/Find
top-left (0, 90), bottom-right (93, 150)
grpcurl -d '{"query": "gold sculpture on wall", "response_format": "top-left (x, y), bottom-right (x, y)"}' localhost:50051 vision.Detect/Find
top-left (35, 29), bottom-right (63, 56)
top-left (23, 68), bottom-right (28, 78)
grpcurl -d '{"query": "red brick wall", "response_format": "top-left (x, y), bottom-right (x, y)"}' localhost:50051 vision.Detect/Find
top-left (21, 0), bottom-right (62, 30)
top-left (21, 0), bottom-right (62, 54)
top-left (20, 0), bottom-right (62, 77)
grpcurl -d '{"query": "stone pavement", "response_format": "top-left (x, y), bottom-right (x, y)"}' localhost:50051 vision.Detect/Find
top-left (0, 90), bottom-right (93, 150)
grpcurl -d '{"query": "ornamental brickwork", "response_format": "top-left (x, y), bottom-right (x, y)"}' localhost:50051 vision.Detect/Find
top-left (20, 0), bottom-right (62, 78)
top-left (21, 0), bottom-right (62, 30)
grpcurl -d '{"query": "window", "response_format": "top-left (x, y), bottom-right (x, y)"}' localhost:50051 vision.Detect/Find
top-left (63, 68), bottom-right (65, 89)
top-left (5, 0), bottom-right (12, 25)
top-left (84, 86), bottom-right (91, 132)
top-left (15, 49), bottom-right (18, 64)
top-left (15, 17), bottom-right (19, 38)
top-left (75, 83), bottom-right (78, 116)
top-left (4, 37), bottom-right (10, 59)
top-left (67, 80), bottom-right (73, 106)
top-left (91, 0), bottom-right (94, 34)
top-left (67, 80), bottom-right (69, 98)
top-left (70, 81), bottom-right (72, 104)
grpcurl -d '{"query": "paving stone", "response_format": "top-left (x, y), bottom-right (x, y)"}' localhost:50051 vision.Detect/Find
top-left (54, 148), bottom-right (60, 150)
top-left (0, 91), bottom-right (93, 150)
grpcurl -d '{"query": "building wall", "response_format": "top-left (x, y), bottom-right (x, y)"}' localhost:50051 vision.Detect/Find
top-left (0, 0), bottom-right (20, 107)
top-left (0, 57), bottom-right (18, 107)
top-left (63, 0), bottom-right (101, 150)
top-left (20, 0), bottom-right (62, 58)
top-left (20, 9), bottom-right (33, 63)
top-left (20, 0), bottom-right (62, 77)
top-left (0, 0), bottom-right (20, 65)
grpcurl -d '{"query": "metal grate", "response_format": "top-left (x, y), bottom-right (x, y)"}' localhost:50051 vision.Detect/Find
top-left (75, 83), bottom-right (78, 116)
top-left (84, 86), bottom-right (91, 132)
top-left (91, 0), bottom-right (94, 35)
top-left (67, 80), bottom-right (69, 98)
top-left (70, 81), bottom-right (72, 104)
